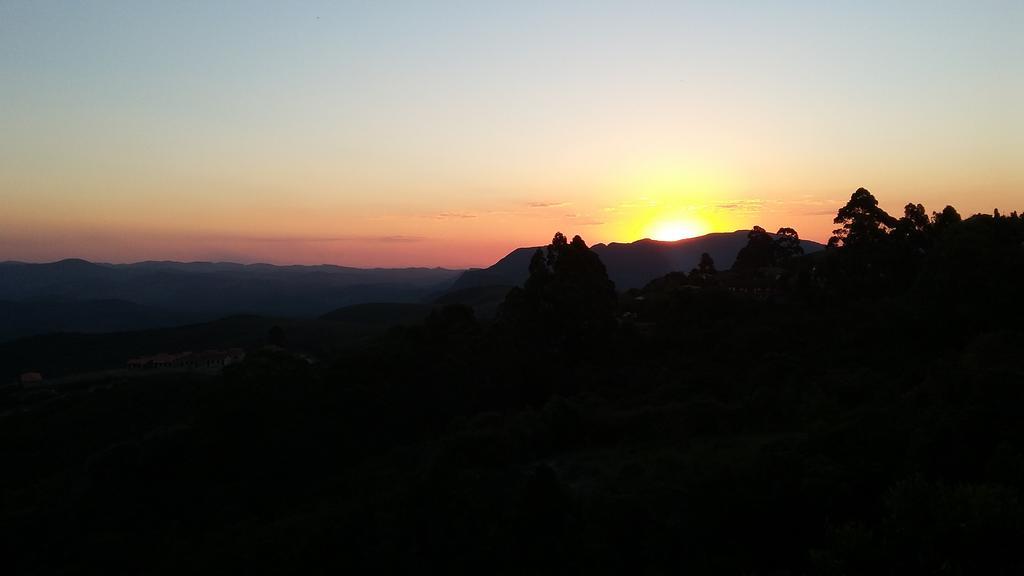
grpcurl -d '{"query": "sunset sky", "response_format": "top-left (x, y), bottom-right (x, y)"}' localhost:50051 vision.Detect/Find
top-left (2, 1), bottom-right (1021, 268)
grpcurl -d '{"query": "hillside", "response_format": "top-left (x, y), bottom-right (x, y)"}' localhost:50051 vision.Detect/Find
top-left (433, 284), bottom-right (514, 317)
top-left (4, 206), bottom-right (1023, 575)
top-left (0, 312), bottom-right (416, 380)
top-left (0, 260), bottom-right (462, 341)
top-left (320, 302), bottom-right (435, 326)
top-left (451, 230), bottom-right (825, 291)
top-left (0, 299), bottom-right (187, 341)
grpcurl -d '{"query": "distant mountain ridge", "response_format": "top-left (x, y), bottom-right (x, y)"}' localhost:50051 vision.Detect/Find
top-left (451, 230), bottom-right (826, 291)
top-left (0, 258), bottom-right (457, 275)
top-left (0, 260), bottom-right (463, 341)
top-left (0, 232), bottom-right (824, 341)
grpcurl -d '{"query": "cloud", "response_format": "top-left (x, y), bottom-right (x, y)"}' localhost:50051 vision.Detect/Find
top-left (435, 212), bottom-right (477, 219)
top-left (374, 235), bottom-right (426, 243)
top-left (225, 234), bottom-right (427, 244)
top-left (528, 201), bottom-right (570, 208)
top-left (561, 213), bottom-right (603, 225)
top-left (716, 199), bottom-right (765, 212)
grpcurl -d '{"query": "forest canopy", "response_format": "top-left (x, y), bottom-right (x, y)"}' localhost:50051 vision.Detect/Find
top-left (3, 188), bottom-right (1023, 575)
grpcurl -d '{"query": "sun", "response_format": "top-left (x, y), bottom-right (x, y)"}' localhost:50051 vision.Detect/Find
top-left (648, 220), bottom-right (704, 241)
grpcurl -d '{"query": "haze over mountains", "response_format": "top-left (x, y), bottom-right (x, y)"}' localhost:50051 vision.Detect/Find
top-left (0, 259), bottom-right (461, 341)
top-left (0, 230), bottom-right (823, 341)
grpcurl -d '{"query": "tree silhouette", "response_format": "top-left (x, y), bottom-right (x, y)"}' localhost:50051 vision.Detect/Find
top-left (498, 232), bottom-right (617, 403)
top-left (8, 200), bottom-right (1024, 575)
top-left (734, 226), bottom-right (803, 271)
top-left (525, 248), bottom-right (550, 292)
top-left (773, 227), bottom-right (803, 262)
top-left (733, 226), bottom-right (775, 270)
top-left (689, 252), bottom-right (718, 284)
top-left (500, 232), bottom-right (617, 341)
top-left (829, 188), bottom-right (897, 249)
top-left (698, 252), bottom-right (716, 276)
top-left (932, 205), bottom-right (962, 233)
top-left (894, 203), bottom-right (932, 249)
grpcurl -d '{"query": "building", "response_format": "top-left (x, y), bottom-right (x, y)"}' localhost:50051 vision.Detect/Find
top-left (127, 349), bottom-right (245, 371)
top-left (19, 372), bottom-right (43, 384)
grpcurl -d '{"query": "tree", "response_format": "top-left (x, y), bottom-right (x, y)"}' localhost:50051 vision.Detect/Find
top-left (822, 189), bottom-right (906, 295)
top-left (500, 232), bottom-right (617, 339)
top-left (892, 203), bottom-right (933, 254)
top-left (524, 248), bottom-right (550, 292)
top-left (498, 232), bottom-right (618, 403)
top-left (690, 252), bottom-right (717, 283)
top-left (698, 252), bottom-right (717, 276)
top-left (734, 226), bottom-right (803, 271)
top-left (903, 203), bottom-right (930, 229)
top-left (773, 227), bottom-right (804, 262)
top-left (895, 203), bottom-right (930, 236)
top-left (733, 226), bottom-right (775, 270)
top-left (932, 205), bottom-right (962, 233)
top-left (829, 188), bottom-right (898, 249)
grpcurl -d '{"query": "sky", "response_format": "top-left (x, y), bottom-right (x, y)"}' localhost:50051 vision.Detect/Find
top-left (1, 1), bottom-right (1021, 268)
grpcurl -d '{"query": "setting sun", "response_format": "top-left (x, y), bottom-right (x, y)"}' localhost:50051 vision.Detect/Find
top-left (647, 220), bottom-right (705, 241)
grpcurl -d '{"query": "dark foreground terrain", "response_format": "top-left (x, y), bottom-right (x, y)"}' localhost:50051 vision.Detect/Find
top-left (3, 190), bottom-right (1023, 574)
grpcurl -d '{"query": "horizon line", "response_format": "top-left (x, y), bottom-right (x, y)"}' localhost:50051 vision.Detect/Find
top-left (0, 228), bottom-right (828, 270)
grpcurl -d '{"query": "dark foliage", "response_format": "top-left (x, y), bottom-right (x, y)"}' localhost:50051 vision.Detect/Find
top-left (733, 225), bottom-right (775, 270)
top-left (829, 187), bottom-right (899, 249)
top-left (734, 226), bottom-right (805, 272)
top-left (3, 192), bottom-right (1024, 574)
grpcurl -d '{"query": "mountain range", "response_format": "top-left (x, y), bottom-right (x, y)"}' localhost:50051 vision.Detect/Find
top-left (0, 231), bottom-right (825, 341)
top-left (0, 259), bottom-right (461, 340)
top-left (452, 230), bottom-right (825, 291)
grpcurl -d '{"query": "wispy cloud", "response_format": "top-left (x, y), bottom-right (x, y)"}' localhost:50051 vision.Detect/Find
top-left (528, 201), bottom-right (570, 208)
top-left (221, 235), bottom-right (427, 244)
top-left (434, 212), bottom-right (477, 219)
top-left (375, 235), bottom-right (426, 243)
top-left (715, 199), bottom-right (765, 212)
top-left (562, 213), bottom-right (603, 225)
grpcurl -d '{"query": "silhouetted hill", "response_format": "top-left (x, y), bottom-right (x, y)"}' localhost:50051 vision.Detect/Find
top-left (0, 309), bottom-right (423, 379)
top-left (449, 248), bottom-right (538, 292)
top-left (432, 284), bottom-right (514, 317)
top-left (320, 302), bottom-right (435, 326)
top-left (451, 231), bottom-right (825, 290)
top-left (0, 299), bottom-right (186, 342)
top-left (0, 260), bottom-right (462, 340)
